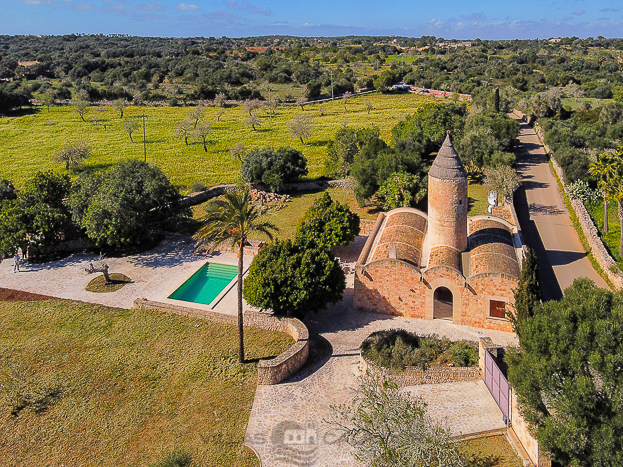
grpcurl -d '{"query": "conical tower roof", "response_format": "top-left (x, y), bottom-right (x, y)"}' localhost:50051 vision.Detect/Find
top-left (429, 133), bottom-right (467, 180)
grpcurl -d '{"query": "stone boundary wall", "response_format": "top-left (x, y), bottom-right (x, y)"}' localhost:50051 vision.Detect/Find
top-left (133, 299), bottom-right (309, 385)
top-left (360, 353), bottom-right (481, 387)
top-left (529, 118), bottom-right (623, 289)
top-left (182, 178), bottom-right (356, 208)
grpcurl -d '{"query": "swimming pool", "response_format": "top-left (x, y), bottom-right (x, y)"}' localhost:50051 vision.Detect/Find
top-left (168, 262), bottom-right (238, 306)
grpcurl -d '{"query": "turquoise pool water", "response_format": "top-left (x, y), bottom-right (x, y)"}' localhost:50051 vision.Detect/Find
top-left (168, 262), bottom-right (238, 306)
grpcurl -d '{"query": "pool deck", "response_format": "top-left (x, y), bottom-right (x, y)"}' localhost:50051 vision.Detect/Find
top-left (0, 233), bottom-right (255, 315)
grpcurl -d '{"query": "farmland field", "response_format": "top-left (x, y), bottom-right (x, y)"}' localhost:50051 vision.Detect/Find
top-left (0, 93), bottom-right (437, 192)
top-left (0, 297), bottom-right (293, 466)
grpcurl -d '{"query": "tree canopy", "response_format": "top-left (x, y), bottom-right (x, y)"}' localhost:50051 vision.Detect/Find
top-left (295, 192), bottom-right (360, 248)
top-left (507, 278), bottom-right (623, 467)
top-left (243, 238), bottom-right (345, 318)
top-left (240, 146), bottom-right (308, 192)
top-left (69, 160), bottom-right (188, 248)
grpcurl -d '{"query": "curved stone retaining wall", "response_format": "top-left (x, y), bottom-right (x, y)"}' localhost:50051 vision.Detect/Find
top-left (530, 119), bottom-right (623, 289)
top-left (360, 353), bottom-right (481, 387)
top-left (133, 299), bottom-right (309, 385)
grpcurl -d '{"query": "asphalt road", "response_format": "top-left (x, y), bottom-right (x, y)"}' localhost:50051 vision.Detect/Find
top-left (511, 114), bottom-right (608, 300)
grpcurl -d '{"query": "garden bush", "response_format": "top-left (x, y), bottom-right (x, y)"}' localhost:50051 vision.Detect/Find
top-left (360, 329), bottom-right (478, 371)
top-left (240, 146), bottom-right (308, 192)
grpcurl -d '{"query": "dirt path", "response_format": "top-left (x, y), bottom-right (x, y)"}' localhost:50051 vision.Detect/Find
top-left (511, 114), bottom-right (608, 299)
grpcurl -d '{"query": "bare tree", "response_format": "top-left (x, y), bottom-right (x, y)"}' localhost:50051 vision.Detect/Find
top-left (296, 96), bottom-right (307, 111)
top-left (55, 140), bottom-right (91, 170)
top-left (112, 98), bottom-right (128, 118)
top-left (364, 100), bottom-right (374, 114)
top-left (319, 105), bottom-right (327, 116)
top-left (122, 118), bottom-right (140, 143)
top-left (288, 113), bottom-right (313, 144)
top-left (194, 121), bottom-right (213, 152)
top-left (230, 142), bottom-right (246, 162)
top-left (244, 113), bottom-right (260, 131)
top-left (73, 90), bottom-right (90, 122)
top-left (176, 119), bottom-right (194, 145)
top-left (243, 99), bottom-right (261, 116)
top-left (216, 108), bottom-right (225, 122)
top-left (188, 104), bottom-right (206, 129)
top-left (85, 254), bottom-right (111, 283)
top-left (214, 92), bottom-right (227, 107)
top-left (342, 91), bottom-right (352, 110)
top-left (268, 99), bottom-right (278, 115)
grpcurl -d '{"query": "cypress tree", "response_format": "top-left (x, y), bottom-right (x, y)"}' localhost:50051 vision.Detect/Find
top-left (494, 87), bottom-right (500, 113)
top-left (509, 247), bottom-right (541, 336)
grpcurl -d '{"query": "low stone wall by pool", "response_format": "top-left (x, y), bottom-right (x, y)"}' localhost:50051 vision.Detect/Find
top-left (360, 353), bottom-right (481, 387)
top-left (133, 299), bottom-right (309, 385)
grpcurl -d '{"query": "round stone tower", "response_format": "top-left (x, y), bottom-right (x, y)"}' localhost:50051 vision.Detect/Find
top-left (427, 133), bottom-right (468, 252)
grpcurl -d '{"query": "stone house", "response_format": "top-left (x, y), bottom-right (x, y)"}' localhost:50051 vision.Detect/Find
top-left (354, 134), bottom-right (523, 332)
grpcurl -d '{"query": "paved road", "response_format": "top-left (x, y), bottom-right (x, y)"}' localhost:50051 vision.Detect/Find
top-left (511, 114), bottom-right (608, 300)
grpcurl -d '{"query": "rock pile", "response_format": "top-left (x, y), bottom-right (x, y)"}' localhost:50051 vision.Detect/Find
top-left (250, 189), bottom-right (292, 211)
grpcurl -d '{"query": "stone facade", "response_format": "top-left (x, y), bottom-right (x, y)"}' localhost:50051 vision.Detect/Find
top-left (133, 298), bottom-right (309, 385)
top-left (360, 353), bottom-right (481, 387)
top-left (354, 135), bottom-right (520, 333)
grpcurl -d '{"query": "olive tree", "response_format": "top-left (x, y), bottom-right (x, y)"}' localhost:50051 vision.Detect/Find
top-left (54, 140), bottom-right (91, 170)
top-left (287, 113), bottom-right (313, 144)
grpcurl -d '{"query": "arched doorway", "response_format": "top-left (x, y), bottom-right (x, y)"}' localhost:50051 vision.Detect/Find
top-left (433, 287), bottom-right (453, 319)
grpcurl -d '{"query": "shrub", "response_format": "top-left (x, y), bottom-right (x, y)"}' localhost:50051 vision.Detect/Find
top-left (240, 146), bottom-right (308, 192)
top-left (360, 330), bottom-right (478, 371)
top-left (150, 449), bottom-right (192, 467)
top-left (190, 181), bottom-right (206, 193)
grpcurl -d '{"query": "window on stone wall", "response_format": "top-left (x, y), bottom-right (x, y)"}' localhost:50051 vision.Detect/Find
top-left (489, 300), bottom-right (506, 318)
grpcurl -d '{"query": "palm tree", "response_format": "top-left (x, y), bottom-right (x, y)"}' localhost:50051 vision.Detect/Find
top-left (589, 152), bottom-right (617, 234)
top-left (193, 187), bottom-right (278, 363)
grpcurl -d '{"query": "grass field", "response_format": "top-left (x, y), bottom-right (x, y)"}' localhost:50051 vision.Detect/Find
top-left (0, 298), bottom-right (293, 466)
top-left (561, 97), bottom-right (613, 110)
top-left (460, 435), bottom-right (523, 467)
top-left (0, 93), bottom-right (436, 192)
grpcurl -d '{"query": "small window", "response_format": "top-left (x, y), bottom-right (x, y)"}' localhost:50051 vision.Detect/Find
top-left (490, 300), bottom-right (506, 318)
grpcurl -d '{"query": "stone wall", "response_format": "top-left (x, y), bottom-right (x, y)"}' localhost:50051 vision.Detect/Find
top-left (360, 353), bottom-right (481, 387)
top-left (133, 299), bottom-right (309, 385)
top-left (181, 178), bottom-right (356, 208)
top-left (531, 120), bottom-right (623, 289)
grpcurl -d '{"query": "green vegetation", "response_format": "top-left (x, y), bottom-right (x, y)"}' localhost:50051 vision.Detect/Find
top-left (587, 201), bottom-right (623, 268)
top-left (240, 146), bottom-right (308, 191)
top-left (0, 95), bottom-right (436, 191)
top-left (85, 273), bottom-right (131, 293)
top-left (509, 248), bottom-right (541, 336)
top-left (361, 329), bottom-right (478, 372)
top-left (507, 278), bottom-right (623, 467)
top-left (295, 192), bottom-right (360, 248)
top-left (0, 298), bottom-right (293, 466)
top-left (467, 182), bottom-right (490, 216)
top-left (69, 160), bottom-right (188, 248)
top-left (243, 238), bottom-right (345, 319)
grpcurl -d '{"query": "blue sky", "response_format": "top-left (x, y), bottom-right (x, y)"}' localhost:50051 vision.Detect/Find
top-left (2, 0), bottom-right (623, 38)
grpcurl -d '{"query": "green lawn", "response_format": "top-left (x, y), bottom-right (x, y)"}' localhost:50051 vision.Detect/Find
top-left (0, 93), bottom-right (436, 192)
top-left (468, 182), bottom-right (491, 216)
top-left (0, 298), bottom-right (293, 466)
top-left (460, 435), bottom-right (523, 467)
top-left (561, 97), bottom-right (613, 110)
top-left (587, 201), bottom-right (623, 268)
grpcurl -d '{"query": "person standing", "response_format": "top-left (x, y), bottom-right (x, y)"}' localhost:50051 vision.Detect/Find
top-left (13, 252), bottom-right (20, 273)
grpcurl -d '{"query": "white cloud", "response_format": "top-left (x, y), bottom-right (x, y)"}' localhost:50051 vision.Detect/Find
top-left (176, 2), bottom-right (200, 10)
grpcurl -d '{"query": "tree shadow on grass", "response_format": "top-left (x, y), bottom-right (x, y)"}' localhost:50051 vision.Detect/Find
top-left (75, 162), bottom-right (117, 174)
top-left (461, 452), bottom-right (501, 467)
top-left (306, 139), bottom-right (329, 147)
top-left (4, 107), bottom-right (41, 117)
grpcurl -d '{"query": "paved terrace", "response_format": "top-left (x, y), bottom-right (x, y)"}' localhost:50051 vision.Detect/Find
top-left (245, 285), bottom-right (517, 467)
top-left (0, 234), bottom-right (253, 315)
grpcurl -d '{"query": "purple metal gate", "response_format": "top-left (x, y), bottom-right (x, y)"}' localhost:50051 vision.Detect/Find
top-left (484, 350), bottom-right (510, 423)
